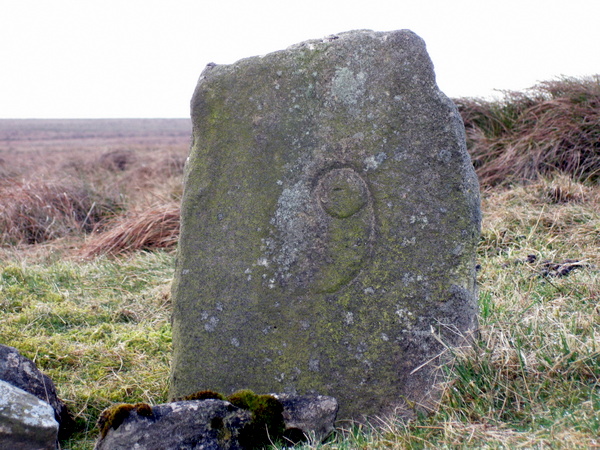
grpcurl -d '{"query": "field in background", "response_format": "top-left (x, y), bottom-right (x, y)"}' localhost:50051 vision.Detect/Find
top-left (0, 119), bottom-right (189, 250)
top-left (0, 77), bottom-right (598, 449)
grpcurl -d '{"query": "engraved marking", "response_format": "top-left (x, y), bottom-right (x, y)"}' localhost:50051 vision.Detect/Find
top-left (317, 169), bottom-right (368, 218)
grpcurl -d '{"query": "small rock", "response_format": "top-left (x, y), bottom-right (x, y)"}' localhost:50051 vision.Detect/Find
top-left (94, 394), bottom-right (338, 449)
top-left (0, 345), bottom-right (74, 439)
top-left (272, 393), bottom-right (338, 443)
top-left (0, 379), bottom-right (59, 450)
top-left (94, 399), bottom-right (252, 450)
top-left (540, 259), bottom-right (587, 277)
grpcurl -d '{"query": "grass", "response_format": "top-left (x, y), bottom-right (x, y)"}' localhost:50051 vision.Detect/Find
top-left (0, 77), bottom-right (599, 448)
top-left (456, 75), bottom-right (600, 187)
top-left (0, 251), bottom-right (174, 449)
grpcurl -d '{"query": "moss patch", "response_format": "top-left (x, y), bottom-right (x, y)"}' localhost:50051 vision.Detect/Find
top-left (227, 389), bottom-right (286, 448)
top-left (97, 402), bottom-right (154, 439)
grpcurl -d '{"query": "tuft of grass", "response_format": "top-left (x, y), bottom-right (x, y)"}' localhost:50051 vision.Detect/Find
top-left (0, 177), bottom-right (123, 246)
top-left (79, 202), bottom-right (180, 258)
top-left (456, 75), bottom-right (600, 187)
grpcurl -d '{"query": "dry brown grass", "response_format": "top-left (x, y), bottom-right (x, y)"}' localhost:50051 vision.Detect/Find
top-left (0, 177), bottom-right (122, 246)
top-left (456, 75), bottom-right (600, 187)
top-left (0, 119), bottom-right (189, 251)
top-left (79, 202), bottom-right (180, 258)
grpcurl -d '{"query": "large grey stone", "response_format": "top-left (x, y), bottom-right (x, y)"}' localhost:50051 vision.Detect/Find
top-left (171, 29), bottom-right (481, 420)
top-left (0, 345), bottom-right (74, 439)
top-left (0, 379), bottom-right (59, 450)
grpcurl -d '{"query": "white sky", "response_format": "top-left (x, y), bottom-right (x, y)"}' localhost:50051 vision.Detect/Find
top-left (1, 0), bottom-right (598, 118)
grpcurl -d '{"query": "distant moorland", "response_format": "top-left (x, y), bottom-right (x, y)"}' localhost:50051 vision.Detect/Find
top-left (0, 76), bottom-right (598, 449)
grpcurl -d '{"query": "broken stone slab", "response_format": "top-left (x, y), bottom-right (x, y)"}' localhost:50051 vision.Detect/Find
top-left (94, 399), bottom-right (251, 450)
top-left (0, 379), bottom-right (59, 450)
top-left (171, 28), bottom-right (481, 420)
top-left (272, 393), bottom-right (338, 443)
top-left (0, 344), bottom-right (74, 440)
top-left (94, 394), bottom-right (337, 449)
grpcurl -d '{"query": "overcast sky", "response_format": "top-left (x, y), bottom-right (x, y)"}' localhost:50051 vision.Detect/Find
top-left (1, 0), bottom-right (598, 118)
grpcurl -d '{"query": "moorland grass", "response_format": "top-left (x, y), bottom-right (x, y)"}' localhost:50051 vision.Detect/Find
top-left (457, 75), bottom-right (600, 187)
top-left (1, 176), bottom-right (597, 449)
top-left (0, 250), bottom-right (174, 449)
top-left (0, 77), bottom-right (599, 448)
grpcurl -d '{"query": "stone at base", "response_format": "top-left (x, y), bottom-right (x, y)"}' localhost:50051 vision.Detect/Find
top-left (95, 399), bottom-right (250, 450)
top-left (0, 379), bottom-right (59, 450)
top-left (0, 344), bottom-right (74, 439)
top-left (94, 395), bottom-right (338, 449)
top-left (273, 394), bottom-right (338, 443)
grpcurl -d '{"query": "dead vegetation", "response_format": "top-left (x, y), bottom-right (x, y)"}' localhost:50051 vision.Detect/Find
top-left (0, 177), bottom-right (122, 245)
top-left (0, 121), bottom-right (188, 250)
top-left (457, 75), bottom-right (600, 187)
top-left (79, 203), bottom-right (180, 258)
top-left (1, 77), bottom-right (598, 256)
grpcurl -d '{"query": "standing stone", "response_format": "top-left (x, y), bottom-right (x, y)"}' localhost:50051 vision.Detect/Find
top-left (171, 29), bottom-right (481, 420)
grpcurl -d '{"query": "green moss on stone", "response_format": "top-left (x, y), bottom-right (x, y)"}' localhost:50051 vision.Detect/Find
top-left (97, 402), bottom-right (154, 439)
top-left (172, 30), bottom-right (481, 420)
top-left (175, 389), bottom-right (226, 402)
top-left (228, 389), bottom-right (285, 448)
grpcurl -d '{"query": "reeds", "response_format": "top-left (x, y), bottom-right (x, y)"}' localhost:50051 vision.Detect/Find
top-left (79, 202), bottom-right (180, 257)
top-left (0, 178), bottom-right (122, 245)
top-left (456, 75), bottom-right (600, 187)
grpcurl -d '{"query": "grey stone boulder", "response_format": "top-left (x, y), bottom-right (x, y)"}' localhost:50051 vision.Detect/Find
top-left (0, 344), bottom-right (74, 439)
top-left (94, 400), bottom-right (252, 450)
top-left (0, 379), bottom-right (59, 450)
top-left (171, 28), bottom-right (481, 420)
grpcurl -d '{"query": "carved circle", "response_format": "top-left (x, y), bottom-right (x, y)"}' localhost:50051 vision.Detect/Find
top-left (317, 168), bottom-right (368, 218)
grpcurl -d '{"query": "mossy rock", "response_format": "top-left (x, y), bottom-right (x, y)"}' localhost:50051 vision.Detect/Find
top-left (97, 390), bottom-right (286, 449)
top-left (171, 29), bottom-right (481, 420)
top-left (97, 403), bottom-right (153, 439)
top-left (227, 390), bottom-right (285, 447)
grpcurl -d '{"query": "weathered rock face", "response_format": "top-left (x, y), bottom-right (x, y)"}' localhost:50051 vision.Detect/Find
top-left (95, 400), bottom-right (251, 450)
top-left (94, 395), bottom-right (338, 449)
top-left (0, 345), bottom-right (74, 440)
top-left (171, 29), bottom-right (481, 419)
top-left (272, 394), bottom-right (338, 443)
top-left (0, 379), bottom-right (59, 450)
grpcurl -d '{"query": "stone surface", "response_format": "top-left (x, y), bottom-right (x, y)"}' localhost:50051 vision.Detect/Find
top-left (94, 394), bottom-right (336, 449)
top-left (171, 29), bottom-right (481, 419)
top-left (94, 400), bottom-right (251, 450)
top-left (0, 344), bottom-right (74, 439)
top-left (273, 394), bottom-right (338, 443)
top-left (0, 379), bottom-right (59, 450)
